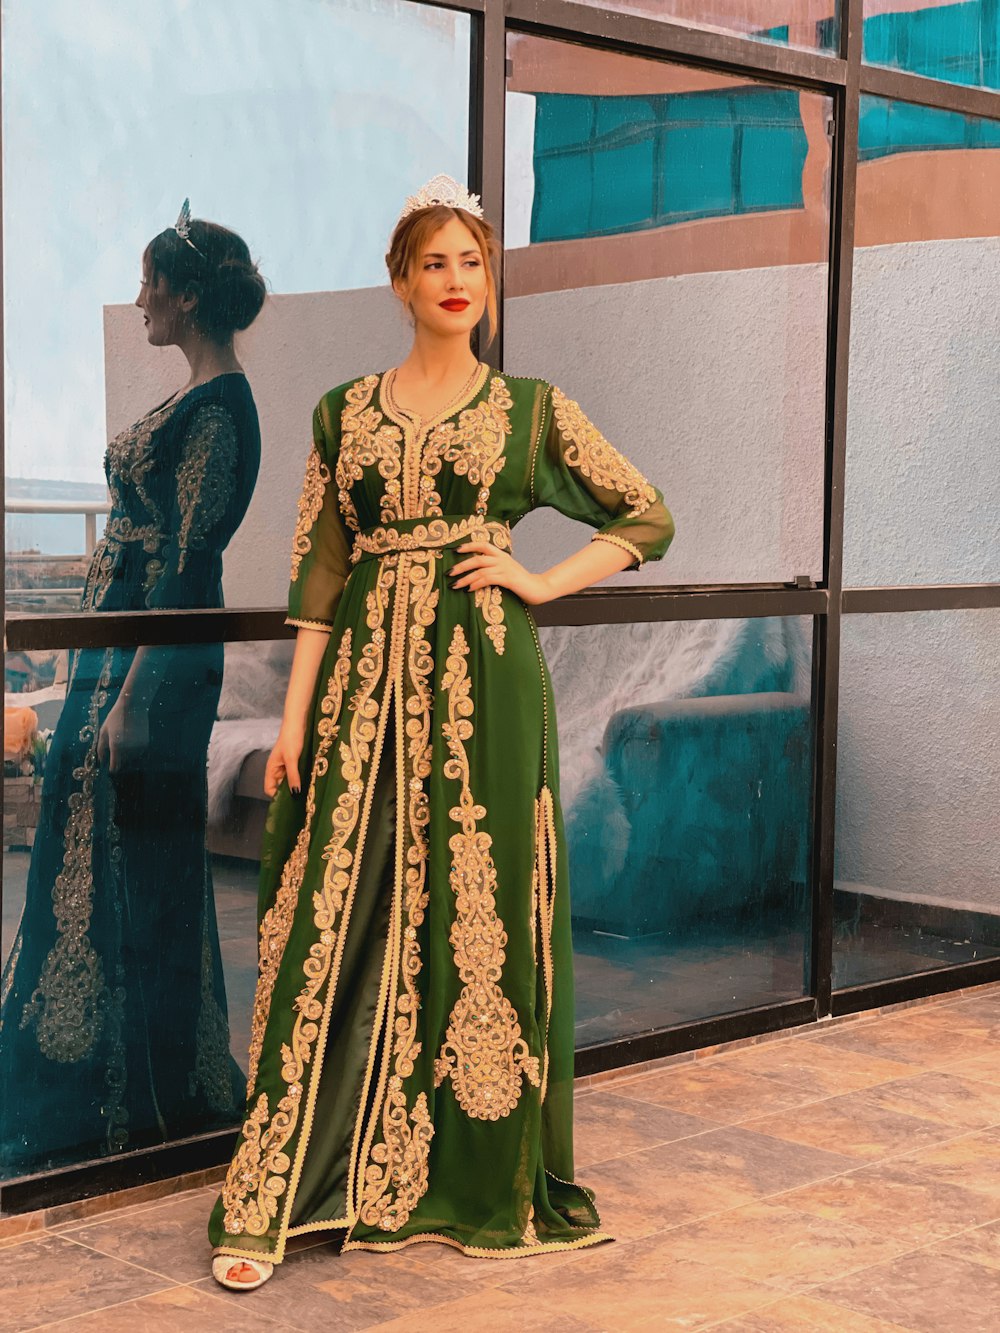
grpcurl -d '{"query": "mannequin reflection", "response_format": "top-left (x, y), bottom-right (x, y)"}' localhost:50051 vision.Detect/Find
top-left (0, 208), bottom-right (265, 1175)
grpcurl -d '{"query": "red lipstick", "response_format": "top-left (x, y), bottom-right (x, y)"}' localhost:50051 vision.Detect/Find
top-left (439, 299), bottom-right (470, 312)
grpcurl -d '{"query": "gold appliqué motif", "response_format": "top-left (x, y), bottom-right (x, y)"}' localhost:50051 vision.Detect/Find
top-left (433, 623), bottom-right (541, 1119)
top-left (290, 445), bottom-right (332, 582)
top-left (221, 562), bottom-right (393, 1238)
top-left (246, 629), bottom-right (353, 1093)
top-left (422, 375), bottom-right (512, 518)
top-left (20, 649), bottom-right (116, 1062)
top-left (357, 553), bottom-right (436, 1232)
top-left (350, 516), bottom-right (510, 566)
top-left (338, 376), bottom-right (404, 532)
top-left (474, 584), bottom-right (506, 655)
top-left (551, 387), bottom-right (657, 518)
top-left (175, 403), bottom-right (238, 572)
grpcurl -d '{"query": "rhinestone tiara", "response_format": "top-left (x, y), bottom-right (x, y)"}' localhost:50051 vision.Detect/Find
top-left (396, 174), bottom-right (484, 226)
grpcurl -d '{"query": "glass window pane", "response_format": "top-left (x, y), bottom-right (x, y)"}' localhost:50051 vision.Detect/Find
top-left (506, 35), bottom-right (831, 586)
top-left (1, 638), bottom-right (291, 1177)
top-left (845, 96), bottom-right (1000, 586)
top-left (571, 1), bottom-right (840, 55)
top-left (540, 617), bottom-right (814, 1045)
top-left (834, 611), bottom-right (1000, 990)
top-left (3, 615), bottom-right (814, 1173)
top-left (863, 0), bottom-right (1000, 92)
top-left (3, 0), bottom-right (471, 613)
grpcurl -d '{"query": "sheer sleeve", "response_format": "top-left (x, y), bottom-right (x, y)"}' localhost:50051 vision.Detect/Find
top-left (286, 397), bottom-right (352, 631)
top-left (530, 385), bottom-right (675, 570)
top-left (145, 400), bottom-right (240, 609)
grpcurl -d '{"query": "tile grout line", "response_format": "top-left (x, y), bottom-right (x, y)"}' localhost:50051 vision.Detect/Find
top-left (575, 1115), bottom-right (1000, 1267)
top-left (178, 1276), bottom-right (311, 1332)
top-left (26, 1269), bottom-right (181, 1333)
top-left (584, 988), bottom-right (1000, 1092)
top-left (589, 1188), bottom-right (1000, 1330)
top-left (43, 1228), bottom-right (189, 1288)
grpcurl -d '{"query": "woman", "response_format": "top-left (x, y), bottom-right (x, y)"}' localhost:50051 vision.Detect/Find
top-left (0, 204), bottom-right (265, 1173)
top-left (210, 175), bottom-right (674, 1288)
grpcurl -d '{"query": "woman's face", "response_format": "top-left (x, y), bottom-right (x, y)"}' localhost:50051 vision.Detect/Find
top-left (135, 259), bottom-right (194, 346)
top-left (398, 215), bottom-right (488, 340)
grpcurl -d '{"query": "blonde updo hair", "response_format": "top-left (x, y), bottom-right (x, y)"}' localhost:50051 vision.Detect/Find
top-left (385, 205), bottom-right (500, 343)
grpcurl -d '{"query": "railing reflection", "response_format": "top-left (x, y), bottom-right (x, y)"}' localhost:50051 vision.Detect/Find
top-left (5, 499), bottom-right (110, 609)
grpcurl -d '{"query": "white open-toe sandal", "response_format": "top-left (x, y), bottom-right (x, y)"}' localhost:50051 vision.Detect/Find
top-left (212, 1254), bottom-right (274, 1290)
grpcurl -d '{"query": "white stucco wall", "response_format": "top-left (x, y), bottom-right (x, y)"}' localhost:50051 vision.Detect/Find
top-left (845, 237), bottom-right (1000, 586)
top-left (505, 263), bottom-right (828, 587)
top-left (836, 609), bottom-right (1000, 912)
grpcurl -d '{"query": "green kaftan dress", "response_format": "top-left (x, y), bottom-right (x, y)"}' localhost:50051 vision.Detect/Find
top-left (209, 364), bottom-right (674, 1264)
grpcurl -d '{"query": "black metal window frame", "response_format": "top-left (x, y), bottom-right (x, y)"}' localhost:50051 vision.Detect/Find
top-left (3, 0), bottom-right (999, 1212)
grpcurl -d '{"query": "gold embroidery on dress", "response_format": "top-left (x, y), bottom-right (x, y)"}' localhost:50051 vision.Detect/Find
top-left (351, 516), bottom-right (510, 565)
top-left (433, 623), bottom-right (541, 1119)
top-left (20, 648), bottom-right (116, 1062)
top-left (338, 375), bottom-right (404, 532)
top-left (533, 785), bottom-right (558, 1103)
top-left (221, 562), bottom-right (393, 1238)
top-left (289, 444), bottom-right (332, 583)
top-left (175, 403), bottom-right (238, 572)
top-left (421, 374), bottom-right (512, 519)
top-left (246, 629), bottom-right (352, 1093)
top-left (474, 584), bottom-right (506, 655)
top-left (221, 1093), bottom-right (271, 1236)
top-left (85, 400), bottom-right (179, 609)
top-left (551, 387), bottom-right (657, 518)
top-left (357, 552), bottom-right (436, 1232)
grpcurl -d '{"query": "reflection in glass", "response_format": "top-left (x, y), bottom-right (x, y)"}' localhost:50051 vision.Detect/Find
top-left (571, 0), bottom-right (839, 54)
top-left (541, 617), bottom-right (813, 1044)
top-left (2, 640), bottom-right (296, 1169)
top-left (863, 0), bottom-right (1000, 91)
top-left (504, 34), bottom-right (831, 586)
top-left (846, 96), bottom-right (1000, 586)
top-left (3, 0), bottom-right (471, 612)
top-left (0, 208), bottom-right (264, 1177)
top-left (834, 611), bottom-right (1000, 989)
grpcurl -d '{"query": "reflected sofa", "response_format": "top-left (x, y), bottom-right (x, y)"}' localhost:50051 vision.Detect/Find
top-left (566, 691), bottom-right (811, 939)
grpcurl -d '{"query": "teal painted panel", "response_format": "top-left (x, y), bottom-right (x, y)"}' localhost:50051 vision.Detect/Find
top-left (530, 88), bottom-right (808, 243)
top-left (863, 0), bottom-right (1000, 91)
top-left (859, 93), bottom-right (1000, 161)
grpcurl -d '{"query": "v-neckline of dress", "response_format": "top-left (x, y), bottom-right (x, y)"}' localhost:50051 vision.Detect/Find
top-left (379, 362), bottom-right (490, 436)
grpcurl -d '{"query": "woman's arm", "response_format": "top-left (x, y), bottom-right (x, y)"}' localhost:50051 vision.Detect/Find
top-left (450, 534), bottom-right (632, 605)
top-left (264, 627), bottom-right (330, 797)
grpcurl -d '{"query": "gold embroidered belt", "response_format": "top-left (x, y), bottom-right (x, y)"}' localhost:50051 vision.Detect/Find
top-left (351, 514), bottom-right (511, 566)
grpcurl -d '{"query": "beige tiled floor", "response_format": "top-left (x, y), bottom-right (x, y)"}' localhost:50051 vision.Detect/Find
top-left (3, 983), bottom-right (1000, 1331)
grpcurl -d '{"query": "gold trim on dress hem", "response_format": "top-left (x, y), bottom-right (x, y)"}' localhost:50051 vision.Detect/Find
top-left (213, 1228), bottom-right (613, 1268)
top-left (341, 1230), bottom-right (614, 1260)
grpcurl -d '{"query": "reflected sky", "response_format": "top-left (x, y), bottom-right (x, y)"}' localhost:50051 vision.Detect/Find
top-left (3, 0), bottom-right (469, 482)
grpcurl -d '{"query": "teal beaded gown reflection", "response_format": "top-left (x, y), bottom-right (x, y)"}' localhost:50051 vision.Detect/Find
top-left (0, 374), bottom-right (260, 1176)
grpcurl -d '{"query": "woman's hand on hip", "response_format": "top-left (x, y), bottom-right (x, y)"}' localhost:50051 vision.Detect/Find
top-left (448, 542), bottom-right (554, 606)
